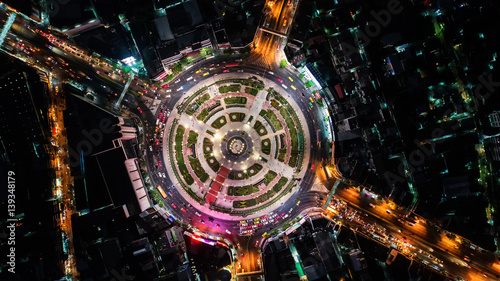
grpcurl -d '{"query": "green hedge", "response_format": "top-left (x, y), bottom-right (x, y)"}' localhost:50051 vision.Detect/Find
top-left (187, 131), bottom-right (198, 144)
top-left (211, 116), bottom-right (227, 129)
top-left (219, 84), bottom-right (241, 93)
top-left (245, 87), bottom-right (258, 96)
top-left (261, 138), bottom-right (271, 155)
top-left (264, 170), bottom-right (277, 185)
top-left (197, 108), bottom-right (209, 121)
top-left (189, 158), bottom-right (209, 183)
top-left (273, 177), bottom-right (288, 193)
top-left (266, 110), bottom-right (283, 131)
top-left (254, 121), bottom-right (268, 136)
top-left (229, 112), bottom-right (246, 122)
top-left (224, 96), bottom-right (247, 105)
top-left (205, 155), bottom-right (220, 172)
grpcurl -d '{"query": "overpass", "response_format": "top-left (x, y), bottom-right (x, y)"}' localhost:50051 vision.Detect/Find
top-left (0, 12), bottom-right (16, 47)
top-left (259, 27), bottom-right (287, 38)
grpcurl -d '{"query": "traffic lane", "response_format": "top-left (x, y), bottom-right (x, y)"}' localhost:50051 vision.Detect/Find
top-left (334, 190), bottom-right (499, 279)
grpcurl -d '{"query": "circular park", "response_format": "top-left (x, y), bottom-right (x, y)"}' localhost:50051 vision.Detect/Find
top-left (163, 74), bottom-right (311, 217)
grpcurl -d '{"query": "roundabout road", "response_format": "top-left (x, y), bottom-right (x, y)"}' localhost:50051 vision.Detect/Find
top-left (140, 56), bottom-right (331, 244)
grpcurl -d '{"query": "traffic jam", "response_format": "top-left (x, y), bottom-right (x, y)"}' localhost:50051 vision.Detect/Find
top-left (151, 105), bottom-right (170, 169)
top-left (238, 211), bottom-right (292, 235)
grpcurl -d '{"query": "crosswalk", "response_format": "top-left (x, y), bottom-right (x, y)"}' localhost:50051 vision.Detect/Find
top-left (247, 54), bottom-right (271, 69)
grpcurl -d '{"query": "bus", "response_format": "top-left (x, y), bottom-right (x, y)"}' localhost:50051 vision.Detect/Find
top-left (226, 62), bottom-right (239, 67)
top-left (157, 185), bottom-right (167, 198)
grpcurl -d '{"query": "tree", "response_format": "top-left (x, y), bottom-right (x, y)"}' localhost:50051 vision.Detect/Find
top-left (174, 62), bottom-right (183, 73)
top-left (280, 59), bottom-right (287, 68)
top-left (305, 80), bottom-right (313, 88)
top-left (299, 73), bottom-right (305, 79)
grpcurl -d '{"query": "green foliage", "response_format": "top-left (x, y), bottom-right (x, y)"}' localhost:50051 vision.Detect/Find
top-left (197, 108), bottom-right (209, 121)
top-left (211, 116), bottom-right (227, 129)
top-left (254, 121), bottom-right (268, 136)
top-left (245, 87), bottom-right (258, 96)
top-left (224, 48), bottom-right (235, 55)
top-left (187, 131), bottom-right (198, 144)
top-left (264, 170), bottom-right (277, 185)
top-left (219, 84), bottom-right (241, 93)
top-left (273, 177), bottom-right (288, 193)
top-left (229, 112), bottom-right (246, 122)
top-left (305, 80), bottom-right (313, 88)
top-left (261, 138), bottom-right (271, 155)
top-left (224, 96), bottom-right (247, 105)
top-left (280, 59), bottom-right (287, 68)
top-left (265, 110), bottom-right (283, 131)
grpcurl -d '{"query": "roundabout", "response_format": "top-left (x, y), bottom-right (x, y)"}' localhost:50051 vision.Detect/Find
top-left (162, 71), bottom-right (313, 220)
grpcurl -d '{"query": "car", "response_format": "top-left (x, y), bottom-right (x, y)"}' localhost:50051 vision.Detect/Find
top-left (226, 229), bottom-right (232, 234)
top-left (195, 211), bottom-right (201, 216)
top-left (181, 208), bottom-right (187, 213)
top-left (158, 172), bottom-right (162, 177)
top-left (186, 76), bottom-right (193, 81)
top-left (255, 240), bottom-right (259, 247)
top-left (281, 212), bottom-right (285, 217)
top-left (196, 69), bottom-right (201, 74)
top-left (310, 163), bottom-right (314, 170)
top-left (156, 139), bottom-right (159, 145)
top-left (281, 84), bottom-right (287, 89)
top-left (246, 225), bottom-right (252, 229)
top-left (291, 85), bottom-right (297, 90)
top-left (177, 86), bottom-right (184, 91)
top-left (162, 172), bottom-right (166, 178)
top-left (386, 209), bottom-right (392, 214)
top-left (137, 107), bottom-right (143, 113)
top-left (277, 78), bottom-right (283, 83)
top-left (159, 113), bottom-right (162, 119)
top-left (203, 72), bottom-right (209, 76)
top-left (215, 224), bottom-right (220, 228)
top-left (309, 102), bottom-right (313, 108)
top-left (149, 146), bottom-right (153, 151)
top-left (297, 200), bottom-right (301, 206)
top-left (171, 203), bottom-right (176, 209)
top-left (369, 203), bottom-right (376, 208)
top-left (288, 77), bottom-right (293, 82)
top-left (310, 97), bottom-right (315, 103)
top-left (158, 161), bottom-right (162, 166)
top-left (223, 69), bottom-right (229, 73)
top-left (237, 69), bottom-right (243, 72)
top-left (408, 222), bottom-right (415, 226)
top-left (277, 44), bottom-right (280, 50)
